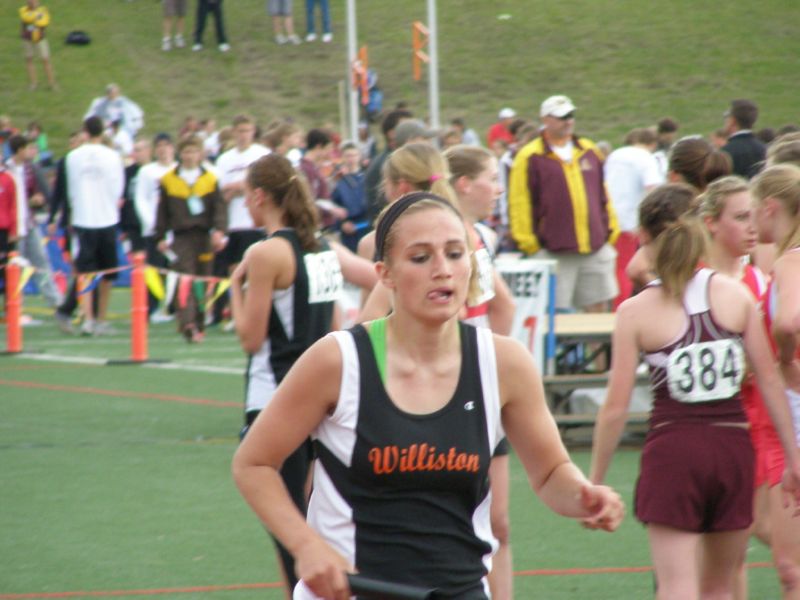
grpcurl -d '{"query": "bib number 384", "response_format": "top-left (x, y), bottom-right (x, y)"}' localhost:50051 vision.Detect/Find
top-left (666, 339), bottom-right (745, 403)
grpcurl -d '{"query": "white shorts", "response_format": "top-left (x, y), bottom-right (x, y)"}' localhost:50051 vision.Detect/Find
top-left (536, 243), bottom-right (618, 310)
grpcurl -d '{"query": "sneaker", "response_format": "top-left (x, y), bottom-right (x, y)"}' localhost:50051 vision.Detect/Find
top-left (305, 33), bottom-right (317, 42)
top-left (81, 319), bottom-right (96, 336)
top-left (223, 320), bottom-right (236, 333)
top-left (94, 321), bottom-right (117, 336)
top-left (287, 34), bottom-right (301, 45)
top-left (162, 37), bottom-right (171, 51)
top-left (55, 311), bottom-right (75, 334)
top-left (174, 34), bottom-right (185, 48)
top-left (20, 314), bottom-right (43, 327)
top-left (275, 34), bottom-right (287, 45)
top-left (149, 312), bottom-right (174, 324)
top-left (321, 32), bottom-right (333, 43)
top-left (192, 43), bottom-right (203, 51)
top-left (218, 43), bottom-right (231, 52)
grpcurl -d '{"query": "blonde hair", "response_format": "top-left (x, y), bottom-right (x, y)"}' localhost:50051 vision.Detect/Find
top-left (750, 163), bottom-right (800, 253)
top-left (766, 132), bottom-right (800, 168)
top-left (444, 144), bottom-right (494, 184)
top-left (654, 217), bottom-right (708, 299)
top-left (698, 175), bottom-right (749, 221)
top-left (382, 142), bottom-right (458, 205)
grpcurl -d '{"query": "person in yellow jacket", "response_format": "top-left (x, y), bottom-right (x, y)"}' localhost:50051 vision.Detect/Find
top-left (19, 0), bottom-right (57, 91)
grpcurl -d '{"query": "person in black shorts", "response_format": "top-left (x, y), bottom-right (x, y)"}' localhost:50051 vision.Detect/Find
top-left (590, 215), bottom-right (800, 598)
top-left (64, 116), bottom-right (125, 335)
top-left (230, 153), bottom-right (342, 595)
top-left (234, 191), bottom-right (623, 599)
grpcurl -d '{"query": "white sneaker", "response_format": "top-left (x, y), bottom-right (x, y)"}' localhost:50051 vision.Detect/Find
top-left (321, 32), bottom-right (333, 43)
top-left (287, 34), bottom-right (301, 45)
top-left (94, 321), bottom-right (117, 336)
top-left (218, 43), bottom-right (231, 52)
top-left (149, 313), bottom-right (174, 324)
top-left (192, 43), bottom-right (203, 51)
top-left (275, 34), bottom-right (287, 45)
top-left (55, 311), bottom-right (75, 334)
top-left (162, 37), bottom-right (171, 51)
top-left (305, 33), bottom-right (317, 42)
top-left (80, 319), bottom-right (95, 336)
top-left (174, 34), bottom-right (185, 48)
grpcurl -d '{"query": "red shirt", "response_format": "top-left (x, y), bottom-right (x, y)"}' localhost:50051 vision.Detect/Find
top-left (0, 170), bottom-right (18, 236)
top-left (486, 122), bottom-right (514, 148)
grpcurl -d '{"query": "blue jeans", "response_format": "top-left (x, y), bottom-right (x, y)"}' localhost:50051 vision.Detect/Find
top-left (305, 0), bottom-right (330, 34)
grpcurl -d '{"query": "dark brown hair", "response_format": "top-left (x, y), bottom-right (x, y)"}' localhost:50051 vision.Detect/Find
top-left (669, 137), bottom-right (732, 191)
top-left (639, 183), bottom-right (699, 240)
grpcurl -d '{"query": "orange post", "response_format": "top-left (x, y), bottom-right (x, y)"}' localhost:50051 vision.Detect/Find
top-left (130, 251), bottom-right (148, 362)
top-left (351, 46), bottom-right (369, 106)
top-left (412, 21), bottom-right (430, 81)
top-left (5, 252), bottom-right (22, 353)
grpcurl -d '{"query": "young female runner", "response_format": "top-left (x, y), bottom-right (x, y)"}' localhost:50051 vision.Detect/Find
top-left (234, 192), bottom-right (623, 599)
top-left (699, 176), bottom-right (770, 599)
top-left (751, 163), bottom-right (800, 599)
top-left (590, 212), bottom-right (800, 599)
top-left (230, 153), bottom-right (343, 596)
top-left (357, 142), bottom-right (517, 598)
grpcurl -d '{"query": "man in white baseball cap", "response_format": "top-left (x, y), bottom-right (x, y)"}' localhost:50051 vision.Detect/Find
top-left (539, 95), bottom-right (575, 119)
top-left (508, 94), bottom-right (620, 313)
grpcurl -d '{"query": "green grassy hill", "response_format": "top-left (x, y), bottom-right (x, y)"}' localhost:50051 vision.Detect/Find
top-left (2, 0), bottom-right (798, 153)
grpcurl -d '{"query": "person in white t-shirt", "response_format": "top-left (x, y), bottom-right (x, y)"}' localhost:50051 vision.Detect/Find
top-left (604, 127), bottom-right (663, 307)
top-left (214, 114), bottom-right (271, 274)
top-left (65, 116), bottom-right (125, 335)
top-left (134, 132), bottom-right (177, 318)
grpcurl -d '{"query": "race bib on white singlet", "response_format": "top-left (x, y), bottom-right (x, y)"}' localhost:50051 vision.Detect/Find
top-left (304, 250), bottom-right (343, 304)
top-left (469, 247), bottom-right (496, 307)
top-left (666, 339), bottom-right (745, 403)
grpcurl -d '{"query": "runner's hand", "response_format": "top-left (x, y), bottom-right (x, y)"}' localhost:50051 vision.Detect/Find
top-left (579, 483), bottom-right (624, 531)
top-left (295, 536), bottom-right (353, 600)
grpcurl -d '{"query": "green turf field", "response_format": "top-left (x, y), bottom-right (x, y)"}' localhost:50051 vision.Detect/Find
top-left (0, 292), bottom-right (783, 598)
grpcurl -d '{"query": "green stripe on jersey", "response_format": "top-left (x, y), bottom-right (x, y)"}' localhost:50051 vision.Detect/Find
top-left (367, 317), bottom-right (388, 385)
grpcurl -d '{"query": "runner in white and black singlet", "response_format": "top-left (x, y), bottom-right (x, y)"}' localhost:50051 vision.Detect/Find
top-left (590, 215), bottom-right (800, 599)
top-left (356, 143), bottom-right (517, 598)
top-left (234, 192), bottom-right (624, 600)
top-left (751, 163), bottom-right (800, 596)
top-left (230, 153), bottom-right (342, 595)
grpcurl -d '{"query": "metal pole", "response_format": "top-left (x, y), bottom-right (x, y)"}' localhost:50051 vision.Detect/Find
top-left (346, 0), bottom-right (359, 142)
top-left (426, 0), bottom-right (440, 129)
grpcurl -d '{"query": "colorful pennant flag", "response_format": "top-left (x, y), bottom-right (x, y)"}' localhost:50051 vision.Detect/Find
top-left (144, 267), bottom-right (165, 300)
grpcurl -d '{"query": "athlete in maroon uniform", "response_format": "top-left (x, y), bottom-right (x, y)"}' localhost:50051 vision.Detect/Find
top-left (591, 214), bottom-right (800, 600)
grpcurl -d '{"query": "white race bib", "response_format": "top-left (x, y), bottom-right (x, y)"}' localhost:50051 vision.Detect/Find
top-left (666, 339), bottom-right (745, 403)
top-left (304, 250), bottom-right (343, 304)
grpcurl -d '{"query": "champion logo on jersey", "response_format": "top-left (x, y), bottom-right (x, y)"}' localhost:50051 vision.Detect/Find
top-left (464, 401), bottom-right (475, 411)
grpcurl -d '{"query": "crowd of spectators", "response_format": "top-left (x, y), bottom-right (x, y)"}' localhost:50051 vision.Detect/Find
top-left (2, 86), bottom-right (800, 336)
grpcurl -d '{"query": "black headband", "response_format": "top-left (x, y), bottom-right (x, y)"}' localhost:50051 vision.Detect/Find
top-left (373, 192), bottom-right (455, 262)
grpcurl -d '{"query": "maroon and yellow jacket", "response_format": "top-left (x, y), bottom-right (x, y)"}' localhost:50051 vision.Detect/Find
top-left (508, 134), bottom-right (619, 255)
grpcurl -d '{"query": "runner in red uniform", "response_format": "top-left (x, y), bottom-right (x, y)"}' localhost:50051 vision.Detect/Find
top-left (752, 164), bottom-right (800, 598)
